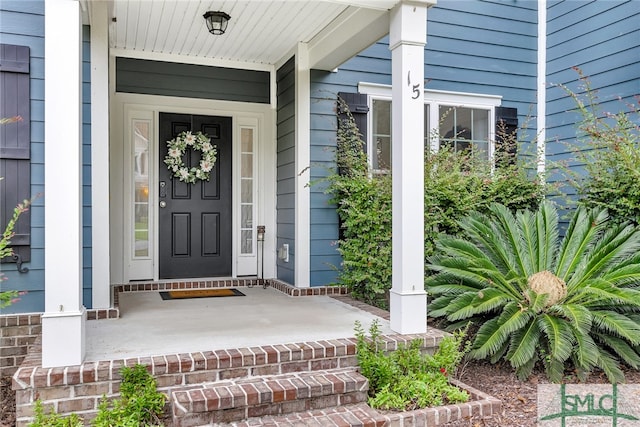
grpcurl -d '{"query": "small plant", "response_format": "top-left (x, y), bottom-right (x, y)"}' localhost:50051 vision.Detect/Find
top-left (93, 364), bottom-right (166, 427)
top-left (29, 365), bottom-right (165, 427)
top-left (354, 320), bottom-right (469, 411)
top-left (1, 200), bottom-right (31, 308)
top-left (557, 67), bottom-right (640, 225)
top-left (427, 201), bottom-right (640, 383)
top-left (29, 401), bottom-right (83, 427)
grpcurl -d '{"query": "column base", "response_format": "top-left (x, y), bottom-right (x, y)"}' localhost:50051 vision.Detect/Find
top-left (42, 307), bottom-right (86, 368)
top-left (389, 289), bottom-right (427, 334)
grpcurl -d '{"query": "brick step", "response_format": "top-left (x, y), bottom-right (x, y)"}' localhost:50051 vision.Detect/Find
top-left (147, 333), bottom-right (441, 388)
top-left (225, 403), bottom-right (383, 426)
top-left (219, 380), bottom-right (504, 427)
top-left (171, 368), bottom-right (369, 427)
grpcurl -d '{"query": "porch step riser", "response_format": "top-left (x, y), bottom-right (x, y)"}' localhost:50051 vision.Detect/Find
top-left (148, 341), bottom-right (361, 390)
top-left (171, 369), bottom-right (368, 427)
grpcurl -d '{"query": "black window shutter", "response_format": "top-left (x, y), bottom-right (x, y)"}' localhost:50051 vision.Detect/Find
top-left (337, 92), bottom-right (369, 144)
top-left (495, 106), bottom-right (518, 168)
top-left (336, 92), bottom-right (369, 240)
top-left (0, 44), bottom-right (31, 264)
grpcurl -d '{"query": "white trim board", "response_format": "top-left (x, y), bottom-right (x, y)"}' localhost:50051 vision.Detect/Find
top-left (358, 82), bottom-right (502, 106)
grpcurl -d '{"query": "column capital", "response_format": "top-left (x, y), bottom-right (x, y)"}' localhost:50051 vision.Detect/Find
top-left (389, 1), bottom-right (434, 49)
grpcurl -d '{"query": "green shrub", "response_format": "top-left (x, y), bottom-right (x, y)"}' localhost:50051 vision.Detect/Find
top-left (426, 201), bottom-right (640, 382)
top-left (93, 364), bottom-right (166, 427)
top-left (29, 401), bottom-right (83, 427)
top-left (355, 320), bottom-right (469, 411)
top-left (327, 101), bottom-right (543, 307)
top-left (558, 67), bottom-right (640, 225)
top-left (29, 365), bottom-right (166, 427)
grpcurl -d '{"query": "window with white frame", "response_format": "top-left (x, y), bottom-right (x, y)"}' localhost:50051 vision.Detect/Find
top-left (360, 84), bottom-right (502, 172)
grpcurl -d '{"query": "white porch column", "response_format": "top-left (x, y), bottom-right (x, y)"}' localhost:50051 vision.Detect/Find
top-left (89, 1), bottom-right (111, 308)
top-left (389, 0), bottom-right (434, 334)
top-left (42, 0), bottom-right (86, 367)
top-left (294, 42), bottom-right (311, 287)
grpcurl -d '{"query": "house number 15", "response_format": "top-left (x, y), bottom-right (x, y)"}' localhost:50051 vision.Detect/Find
top-left (407, 71), bottom-right (421, 99)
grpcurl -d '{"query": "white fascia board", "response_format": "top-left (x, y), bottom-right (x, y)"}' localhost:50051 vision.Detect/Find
top-left (308, 7), bottom-right (390, 71)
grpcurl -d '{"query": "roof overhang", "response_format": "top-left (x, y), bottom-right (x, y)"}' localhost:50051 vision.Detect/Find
top-left (82, 1), bottom-right (404, 71)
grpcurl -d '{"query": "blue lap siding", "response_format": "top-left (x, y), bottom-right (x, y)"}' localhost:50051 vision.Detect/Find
top-left (276, 57), bottom-right (296, 285)
top-left (545, 0), bottom-right (640, 207)
top-left (0, 2), bottom-right (93, 313)
top-left (0, 1), bottom-right (45, 313)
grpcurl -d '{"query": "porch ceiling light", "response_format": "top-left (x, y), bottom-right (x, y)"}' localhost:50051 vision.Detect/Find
top-left (203, 11), bottom-right (231, 35)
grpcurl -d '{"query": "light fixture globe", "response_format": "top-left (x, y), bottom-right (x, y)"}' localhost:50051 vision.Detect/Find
top-left (203, 11), bottom-right (231, 35)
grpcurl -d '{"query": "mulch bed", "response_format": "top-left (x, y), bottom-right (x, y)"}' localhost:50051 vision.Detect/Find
top-left (0, 376), bottom-right (15, 427)
top-left (4, 360), bottom-right (640, 427)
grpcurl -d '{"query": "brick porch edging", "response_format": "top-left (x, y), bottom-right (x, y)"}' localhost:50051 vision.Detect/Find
top-left (12, 326), bottom-right (448, 426)
top-left (0, 313), bottom-right (41, 377)
top-left (112, 278), bottom-right (349, 308)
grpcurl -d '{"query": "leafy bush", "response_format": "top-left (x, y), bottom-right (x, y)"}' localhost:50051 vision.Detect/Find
top-left (30, 365), bottom-right (166, 427)
top-left (93, 364), bottom-right (166, 427)
top-left (355, 320), bottom-right (469, 410)
top-left (29, 401), bottom-right (83, 427)
top-left (326, 101), bottom-right (543, 307)
top-left (558, 67), bottom-right (640, 225)
top-left (426, 201), bottom-right (640, 382)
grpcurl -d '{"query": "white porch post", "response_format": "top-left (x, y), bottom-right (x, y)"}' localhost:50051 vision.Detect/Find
top-left (294, 42), bottom-right (311, 288)
top-left (42, 0), bottom-right (86, 367)
top-left (89, 1), bottom-right (111, 308)
top-left (389, 0), bottom-right (434, 334)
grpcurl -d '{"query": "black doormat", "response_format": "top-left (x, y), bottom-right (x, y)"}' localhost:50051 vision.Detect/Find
top-left (160, 288), bottom-right (245, 300)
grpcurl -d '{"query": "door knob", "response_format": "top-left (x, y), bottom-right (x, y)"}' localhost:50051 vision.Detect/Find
top-left (160, 201), bottom-right (167, 208)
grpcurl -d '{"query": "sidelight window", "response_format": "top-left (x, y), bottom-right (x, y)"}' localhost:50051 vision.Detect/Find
top-left (132, 119), bottom-right (150, 258)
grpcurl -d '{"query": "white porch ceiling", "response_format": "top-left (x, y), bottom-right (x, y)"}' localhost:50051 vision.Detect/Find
top-left (104, 1), bottom-right (399, 70)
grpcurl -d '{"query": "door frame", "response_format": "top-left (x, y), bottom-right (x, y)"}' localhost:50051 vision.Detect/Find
top-left (110, 92), bottom-right (276, 283)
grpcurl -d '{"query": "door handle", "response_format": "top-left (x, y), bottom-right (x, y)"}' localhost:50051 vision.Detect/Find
top-left (160, 201), bottom-right (167, 208)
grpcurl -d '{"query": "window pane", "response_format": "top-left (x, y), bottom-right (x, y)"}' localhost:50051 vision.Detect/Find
top-left (241, 153), bottom-right (253, 177)
top-left (241, 128), bottom-right (253, 152)
top-left (241, 205), bottom-right (252, 228)
top-left (374, 136), bottom-right (391, 170)
top-left (241, 179), bottom-right (252, 203)
top-left (241, 230), bottom-right (253, 254)
top-left (472, 109), bottom-right (489, 140)
top-left (439, 106), bottom-right (489, 160)
top-left (133, 120), bottom-right (150, 258)
top-left (239, 126), bottom-right (255, 255)
top-left (372, 99), bottom-right (391, 170)
top-left (424, 104), bottom-right (430, 151)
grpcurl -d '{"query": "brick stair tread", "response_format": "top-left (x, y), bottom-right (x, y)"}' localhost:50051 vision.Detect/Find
top-left (222, 403), bottom-right (384, 427)
top-left (172, 368), bottom-right (368, 417)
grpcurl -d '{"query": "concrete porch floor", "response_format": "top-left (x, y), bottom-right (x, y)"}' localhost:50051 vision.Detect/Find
top-left (85, 286), bottom-right (394, 361)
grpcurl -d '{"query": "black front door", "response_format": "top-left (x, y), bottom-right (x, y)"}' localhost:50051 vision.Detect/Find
top-left (158, 113), bottom-right (232, 279)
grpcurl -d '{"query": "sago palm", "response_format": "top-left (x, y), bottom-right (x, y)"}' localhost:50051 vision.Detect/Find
top-left (426, 201), bottom-right (640, 382)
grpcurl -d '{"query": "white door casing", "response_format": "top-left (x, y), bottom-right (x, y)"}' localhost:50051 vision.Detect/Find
top-left (110, 92), bottom-right (276, 283)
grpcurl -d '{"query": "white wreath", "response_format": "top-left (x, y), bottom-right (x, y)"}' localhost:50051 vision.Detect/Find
top-left (164, 131), bottom-right (217, 184)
